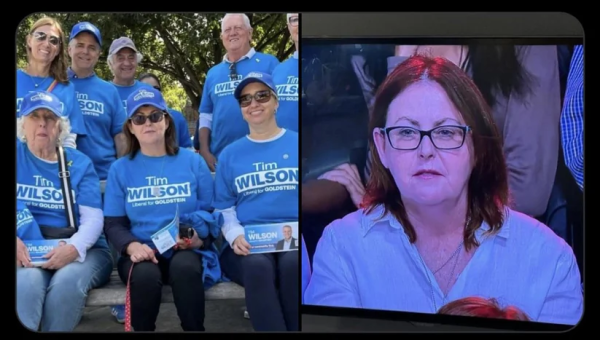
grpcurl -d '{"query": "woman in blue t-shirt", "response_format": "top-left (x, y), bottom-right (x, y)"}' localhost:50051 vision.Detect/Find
top-left (16, 91), bottom-right (112, 331)
top-left (214, 72), bottom-right (299, 331)
top-left (103, 87), bottom-right (218, 332)
top-left (17, 16), bottom-right (87, 148)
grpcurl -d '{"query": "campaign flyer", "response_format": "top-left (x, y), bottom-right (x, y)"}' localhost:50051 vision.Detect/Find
top-left (25, 239), bottom-right (68, 266)
top-left (245, 222), bottom-right (299, 254)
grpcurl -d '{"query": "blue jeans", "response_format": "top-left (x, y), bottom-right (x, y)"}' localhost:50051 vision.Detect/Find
top-left (17, 247), bottom-right (113, 331)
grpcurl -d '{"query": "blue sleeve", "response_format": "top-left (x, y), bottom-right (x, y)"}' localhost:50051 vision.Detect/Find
top-left (110, 87), bottom-right (127, 137)
top-left (303, 221), bottom-right (361, 308)
top-left (103, 161), bottom-right (126, 216)
top-left (193, 152), bottom-right (214, 211)
top-left (66, 84), bottom-right (88, 136)
top-left (177, 111), bottom-right (192, 148)
top-left (537, 243), bottom-right (583, 325)
top-left (76, 154), bottom-right (102, 209)
top-left (193, 124), bottom-right (200, 150)
top-left (268, 55), bottom-right (281, 73)
top-left (199, 76), bottom-right (213, 115)
top-left (212, 149), bottom-right (237, 210)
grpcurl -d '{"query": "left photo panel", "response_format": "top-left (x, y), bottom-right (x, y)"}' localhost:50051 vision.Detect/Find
top-left (16, 12), bottom-right (300, 332)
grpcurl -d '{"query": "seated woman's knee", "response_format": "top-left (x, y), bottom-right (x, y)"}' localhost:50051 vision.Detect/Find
top-left (169, 250), bottom-right (203, 278)
top-left (17, 267), bottom-right (49, 294)
top-left (131, 261), bottom-right (162, 284)
top-left (241, 254), bottom-right (274, 279)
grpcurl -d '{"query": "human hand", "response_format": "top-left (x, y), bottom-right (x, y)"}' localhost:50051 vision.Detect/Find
top-left (232, 235), bottom-right (251, 256)
top-left (16, 237), bottom-right (32, 268)
top-left (41, 243), bottom-right (78, 270)
top-left (126, 242), bottom-right (158, 264)
top-left (318, 163), bottom-right (366, 208)
top-left (177, 231), bottom-right (203, 250)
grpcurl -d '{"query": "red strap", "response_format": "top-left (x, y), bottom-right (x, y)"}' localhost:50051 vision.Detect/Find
top-left (124, 240), bottom-right (191, 332)
top-left (46, 79), bottom-right (58, 93)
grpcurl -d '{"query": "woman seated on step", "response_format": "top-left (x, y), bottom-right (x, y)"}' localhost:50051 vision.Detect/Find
top-left (102, 87), bottom-right (221, 332)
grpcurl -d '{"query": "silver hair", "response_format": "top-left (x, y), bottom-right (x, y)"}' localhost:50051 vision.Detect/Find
top-left (287, 13), bottom-right (298, 22)
top-left (221, 13), bottom-right (252, 32)
top-left (16, 115), bottom-right (72, 144)
top-left (107, 50), bottom-right (144, 76)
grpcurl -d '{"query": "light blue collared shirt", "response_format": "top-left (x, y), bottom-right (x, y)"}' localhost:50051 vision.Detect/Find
top-left (304, 205), bottom-right (583, 326)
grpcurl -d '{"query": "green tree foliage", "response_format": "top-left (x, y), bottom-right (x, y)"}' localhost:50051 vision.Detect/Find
top-left (17, 13), bottom-right (294, 120)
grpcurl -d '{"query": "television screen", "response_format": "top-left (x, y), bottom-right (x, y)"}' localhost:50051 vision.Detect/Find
top-left (300, 39), bottom-right (584, 331)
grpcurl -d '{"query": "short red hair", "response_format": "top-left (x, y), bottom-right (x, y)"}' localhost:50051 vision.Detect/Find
top-left (438, 297), bottom-right (531, 321)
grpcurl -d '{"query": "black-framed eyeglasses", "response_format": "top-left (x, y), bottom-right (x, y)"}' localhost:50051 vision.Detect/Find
top-left (238, 90), bottom-right (272, 107)
top-left (288, 16), bottom-right (299, 27)
top-left (130, 110), bottom-right (166, 125)
top-left (380, 125), bottom-right (471, 150)
top-left (32, 31), bottom-right (61, 46)
top-left (229, 62), bottom-right (238, 81)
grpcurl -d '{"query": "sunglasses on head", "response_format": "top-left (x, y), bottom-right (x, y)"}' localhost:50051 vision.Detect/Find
top-left (238, 90), bottom-right (272, 107)
top-left (229, 62), bottom-right (238, 81)
top-left (130, 111), bottom-right (165, 125)
top-left (32, 31), bottom-right (61, 46)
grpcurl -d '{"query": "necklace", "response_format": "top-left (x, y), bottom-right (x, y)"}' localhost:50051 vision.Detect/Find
top-left (24, 68), bottom-right (50, 88)
top-left (141, 155), bottom-right (167, 197)
top-left (415, 217), bottom-right (471, 312)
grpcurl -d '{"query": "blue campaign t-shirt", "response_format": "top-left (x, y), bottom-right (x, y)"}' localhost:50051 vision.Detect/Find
top-left (16, 141), bottom-right (107, 248)
top-left (71, 72), bottom-right (127, 180)
top-left (17, 199), bottom-right (44, 241)
top-left (272, 53), bottom-right (299, 132)
top-left (17, 70), bottom-right (87, 136)
top-left (112, 80), bottom-right (151, 112)
top-left (103, 148), bottom-right (214, 254)
top-left (199, 50), bottom-right (279, 158)
top-left (167, 108), bottom-right (192, 148)
top-left (213, 129), bottom-right (298, 230)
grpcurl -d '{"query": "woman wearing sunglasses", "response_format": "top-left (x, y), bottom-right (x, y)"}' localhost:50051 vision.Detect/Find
top-left (102, 87), bottom-right (221, 331)
top-left (17, 17), bottom-right (86, 148)
top-left (214, 72), bottom-right (299, 331)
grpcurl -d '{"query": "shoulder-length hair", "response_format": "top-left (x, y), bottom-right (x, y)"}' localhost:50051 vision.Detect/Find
top-left (438, 297), bottom-right (531, 321)
top-left (363, 55), bottom-right (509, 251)
top-left (122, 108), bottom-right (179, 159)
top-left (26, 17), bottom-right (69, 84)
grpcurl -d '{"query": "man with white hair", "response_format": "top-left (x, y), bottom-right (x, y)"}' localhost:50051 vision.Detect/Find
top-left (272, 13), bottom-right (299, 132)
top-left (107, 37), bottom-right (152, 112)
top-left (67, 22), bottom-right (127, 186)
top-left (196, 13), bottom-right (280, 172)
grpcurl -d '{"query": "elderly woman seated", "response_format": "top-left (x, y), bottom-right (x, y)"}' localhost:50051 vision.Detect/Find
top-left (16, 90), bottom-right (112, 331)
top-left (304, 55), bottom-right (583, 326)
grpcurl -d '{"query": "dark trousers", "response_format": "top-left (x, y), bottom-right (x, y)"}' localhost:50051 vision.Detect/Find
top-left (117, 250), bottom-right (206, 331)
top-left (220, 246), bottom-right (299, 331)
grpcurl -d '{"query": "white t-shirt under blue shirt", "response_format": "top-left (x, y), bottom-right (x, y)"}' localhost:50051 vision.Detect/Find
top-left (103, 148), bottom-right (214, 255)
top-left (272, 51), bottom-right (299, 132)
top-left (69, 70), bottom-right (127, 180)
top-left (213, 129), bottom-right (299, 246)
top-left (17, 69), bottom-right (87, 136)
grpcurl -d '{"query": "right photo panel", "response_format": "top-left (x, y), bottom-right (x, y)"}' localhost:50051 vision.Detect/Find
top-left (300, 12), bottom-right (583, 332)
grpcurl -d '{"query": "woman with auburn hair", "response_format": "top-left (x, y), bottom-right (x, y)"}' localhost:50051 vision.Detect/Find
top-left (17, 16), bottom-right (86, 148)
top-left (304, 55), bottom-right (582, 326)
top-left (438, 297), bottom-right (531, 321)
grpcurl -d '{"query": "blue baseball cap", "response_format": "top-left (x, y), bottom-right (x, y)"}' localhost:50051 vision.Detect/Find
top-left (19, 91), bottom-right (64, 118)
top-left (234, 72), bottom-right (277, 100)
top-left (69, 22), bottom-right (102, 46)
top-left (126, 87), bottom-right (168, 118)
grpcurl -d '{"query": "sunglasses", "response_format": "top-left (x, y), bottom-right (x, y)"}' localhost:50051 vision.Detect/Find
top-left (32, 31), bottom-right (61, 46)
top-left (130, 111), bottom-right (165, 125)
top-left (239, 90), bottom-right (272, 107)
top-left (289, 16), bottom-right (299, 27)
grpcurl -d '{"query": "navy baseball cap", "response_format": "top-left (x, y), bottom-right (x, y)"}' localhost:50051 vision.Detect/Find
top-left (234, 72), bottom-right (276, 100)
top-left (19, 91), bottom-right (64, 118)
top-left (126, 87), bottom-right (168, 118)
top-left (69, 22), bottom-right (102, 46)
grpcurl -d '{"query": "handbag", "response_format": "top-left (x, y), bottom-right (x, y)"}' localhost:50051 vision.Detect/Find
top-left (39, 145), bottom-right (78, 239)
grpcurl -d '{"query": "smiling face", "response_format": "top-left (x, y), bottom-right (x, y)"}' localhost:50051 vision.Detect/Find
top-left (27, 24), bottom-right (61, 64)
top-left (127, 105), bottom-right (169, 147)
top-left (220, 14), bottom-right (252, 53)
top-left (68, 32), bottom-right (100, 71)
top-left (239, 82), bottom-right (279, 127)
top-left (373, 80), bottom-right (474, 206)
top-left (111, 48), bottom-right (138, 82)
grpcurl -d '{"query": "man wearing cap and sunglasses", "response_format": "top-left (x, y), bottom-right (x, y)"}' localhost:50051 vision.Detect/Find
top-left (195, 13), bottom-right (280, 172)
top-left (107, 36), bottom-right (153, 112)
top-left (271, 13), bottom-right (299, 132)
top-left (67, 22), bottom-right (128, 192)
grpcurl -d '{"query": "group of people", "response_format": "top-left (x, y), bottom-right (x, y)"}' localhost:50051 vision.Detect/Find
top-left (301, 46), bottom-right (584, 326)
top-left (16, 12), bottom-right (299, 332)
